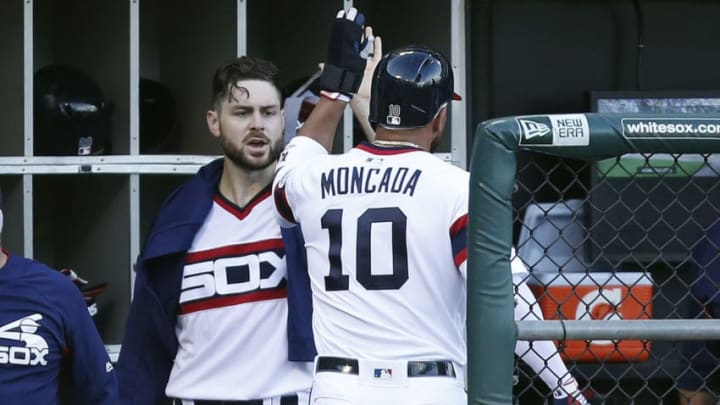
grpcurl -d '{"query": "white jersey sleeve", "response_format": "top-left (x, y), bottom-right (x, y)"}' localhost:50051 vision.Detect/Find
top-left (510, 246), bottom-right (529, 275)
top-left (273, 136), bottom-right (328, 228)
top-left (513, 271), bottom-right (580, 398)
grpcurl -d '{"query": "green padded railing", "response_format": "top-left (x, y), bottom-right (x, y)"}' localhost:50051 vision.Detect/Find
top-left (466, 113), bottom-right (720, 404)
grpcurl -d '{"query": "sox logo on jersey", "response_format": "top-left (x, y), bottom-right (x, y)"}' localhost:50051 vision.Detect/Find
top-left (0, 313), bottom-right (49, 366)
top-left (179, 240), bottom-right (286, 314)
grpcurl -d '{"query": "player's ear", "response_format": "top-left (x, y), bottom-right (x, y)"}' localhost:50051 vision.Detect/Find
top-left (431, 107), bottom-right (448, 135)
top-left (207, 109), bottom-right (221, 138)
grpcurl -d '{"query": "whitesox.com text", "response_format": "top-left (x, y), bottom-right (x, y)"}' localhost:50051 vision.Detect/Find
top-left (623, 118), bottom-right (720, 137)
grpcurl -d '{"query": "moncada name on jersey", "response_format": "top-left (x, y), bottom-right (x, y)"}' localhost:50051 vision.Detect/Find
top-left (320, 166), bottom-right (422, 198)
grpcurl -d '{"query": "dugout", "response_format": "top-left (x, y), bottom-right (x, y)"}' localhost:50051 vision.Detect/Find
top-left (0, 0), bottom-right (463, 360)
top-left (1, 1), bottom-right (719, 403)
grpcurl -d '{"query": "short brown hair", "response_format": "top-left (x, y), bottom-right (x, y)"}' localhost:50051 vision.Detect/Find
top-left (211, 56), bottom-right (281, 110)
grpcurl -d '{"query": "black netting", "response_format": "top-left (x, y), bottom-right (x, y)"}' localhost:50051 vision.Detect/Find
top-left (512, 152), bottom-right (720, 404)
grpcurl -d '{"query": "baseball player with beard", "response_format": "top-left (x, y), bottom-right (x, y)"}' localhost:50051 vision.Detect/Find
top-left (116, 57), bottom-right (313, 404)
top-left (0, 187), bottom-right (118, 404)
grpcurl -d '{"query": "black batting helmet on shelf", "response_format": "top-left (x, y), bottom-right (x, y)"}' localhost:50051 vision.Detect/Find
top-left (369, 45), bottom-right (461, 130)
top-left (34, 64), bottom-right (112, 156)
top-left (140, 78), bottom-right (178, 153)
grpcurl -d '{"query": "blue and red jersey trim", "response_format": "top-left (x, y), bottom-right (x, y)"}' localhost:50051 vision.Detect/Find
top-left (184, 239), bottom-right (284, 264)
top-left (180, 239), bottom-right (286, 314)
top-left (273, 182), bottom-right (296, 224)
top-left (214, 186), bottom-right (271, 220)
top-left (178, 288), bottom-right (287, 315)
top-left (450, 214), bottom-right (468, 267)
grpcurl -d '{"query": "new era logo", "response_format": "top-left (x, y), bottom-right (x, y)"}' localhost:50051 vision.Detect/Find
top-left (519, 119), bottom-right (551, 139)
top-left (517, 114), bottom-right (590, 147)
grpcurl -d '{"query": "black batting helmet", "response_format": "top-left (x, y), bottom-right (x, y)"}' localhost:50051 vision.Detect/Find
top-left (140, 78), bottom-right (178, 153)
top-left (34, 65), bottom-right (111, 156)
top-left (369, 45), bottom-right (461, 130)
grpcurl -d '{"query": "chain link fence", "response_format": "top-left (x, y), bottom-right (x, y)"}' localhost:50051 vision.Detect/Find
top-left (511, 152), bottom-right (720, 404)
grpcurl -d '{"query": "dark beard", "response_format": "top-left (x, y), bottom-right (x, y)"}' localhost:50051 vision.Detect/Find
top-left (221, 135), bottom-right (284, 171)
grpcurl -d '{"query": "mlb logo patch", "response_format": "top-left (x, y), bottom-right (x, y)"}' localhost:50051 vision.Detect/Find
top-left (78, 136), bottom-right (94, 155)
top-left (373, 368), bottom-right (393, 380)
top-left (386, 104), bottom-right (401, 126)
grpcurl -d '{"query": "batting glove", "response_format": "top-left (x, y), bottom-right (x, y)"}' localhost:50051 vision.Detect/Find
top-left (317, 7), bottom-right (373, 100)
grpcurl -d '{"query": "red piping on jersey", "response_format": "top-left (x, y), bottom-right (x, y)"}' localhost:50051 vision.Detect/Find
top-left (178, 287), bottom-right (288, 314)
top-left (273, 183), bottom-right (296, 224)
top-left (450, 214), bottom-right (468, 238)
top-left (214, 188), bottom-right (271, 220)
top-left (454, 249), bottom-right (467, 268)
top-left (185, 239), bottom-right (284, 264)
top-left (356, 141), bottom-right (422, 155)
top-left (450, 214), bottom-right (468, 268)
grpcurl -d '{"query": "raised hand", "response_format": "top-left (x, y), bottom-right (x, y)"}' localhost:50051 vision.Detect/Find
top-left (350, 25), bottom-right (382, 141)
top-left (355, 26), bottom-right (382, 101)
top-left (318, 7), bottom-right (372, 98)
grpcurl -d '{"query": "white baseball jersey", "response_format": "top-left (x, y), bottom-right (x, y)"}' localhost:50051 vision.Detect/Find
top-left (165, 189), bottom-right (312, 400)
top-left (273, 137), bottom-right (469, 376)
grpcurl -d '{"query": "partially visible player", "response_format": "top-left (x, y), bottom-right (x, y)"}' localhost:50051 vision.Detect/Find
top-left (273, 8), bottom-right (471, 404)
top-left (676, 219), bottom-right (720, 405)
top-left (0, 187), bottom-right (118, 404)
top-left (511, 249), bottom-right (589, 405)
